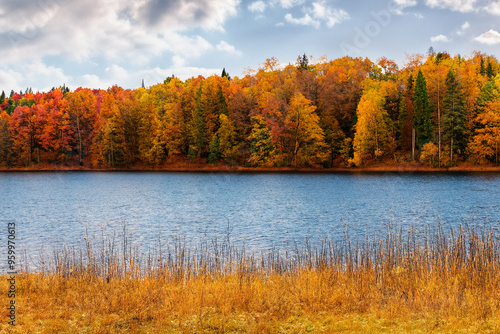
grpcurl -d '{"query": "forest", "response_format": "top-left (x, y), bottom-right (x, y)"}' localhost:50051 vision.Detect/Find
top-left (0, 51), bottom-right (499, 169)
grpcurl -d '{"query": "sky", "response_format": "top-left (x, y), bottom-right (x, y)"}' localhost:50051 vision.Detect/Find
top-left (0, 0), bottom-right (500, 93)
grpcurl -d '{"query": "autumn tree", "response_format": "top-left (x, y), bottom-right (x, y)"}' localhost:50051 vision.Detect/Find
top-left (9, 105), bottom-right (46, 165)
top-left (352, 79), bottom-right (395, 166)
top-left (468, 78), bottom-right (500, 164)
top-left (39, 90), bottom-right (74, 163)
top-left (248, 115), bottom-right (276, 167)
top-left (217, 114), bottom-right (238, 164)
top-left (284, 93), bottom-right (326, 167)
top-left (63, 89), bottom-right (97, 165)
top-left (0, 111), bottom-right (12, 165)
top-left (189, 86), bottom-right (206, 158)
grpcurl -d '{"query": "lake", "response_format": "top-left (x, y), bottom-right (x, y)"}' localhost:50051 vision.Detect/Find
top-left (1, 171), bottom-right (500, 269)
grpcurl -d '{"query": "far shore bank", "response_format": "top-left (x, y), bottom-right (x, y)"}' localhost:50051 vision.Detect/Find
top-left (1, 163), bottom-right (500, 173)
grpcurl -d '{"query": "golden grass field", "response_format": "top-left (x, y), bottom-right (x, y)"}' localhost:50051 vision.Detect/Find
top-left (1, 225), bottom-right (500, 333)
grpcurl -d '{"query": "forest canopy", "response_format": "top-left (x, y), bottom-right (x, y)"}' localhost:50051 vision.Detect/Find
top-left (1, 51), bottom-right (499, 169)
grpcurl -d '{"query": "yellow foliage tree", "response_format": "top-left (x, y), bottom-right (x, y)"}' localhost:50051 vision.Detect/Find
top-left (468, 99), bottom-right (500, 164)
top-left (352, 79), bottom-right (395, 166)
top-left (285, 93), bottom-right (326, 167)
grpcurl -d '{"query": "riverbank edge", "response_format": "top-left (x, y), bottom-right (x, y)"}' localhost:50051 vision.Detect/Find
top-left (1, 163), bottom-right (500, 172)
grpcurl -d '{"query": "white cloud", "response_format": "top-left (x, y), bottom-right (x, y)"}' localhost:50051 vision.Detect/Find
top-left (310, 1), bottom-right (349, 28)
top-left (284, 1), bottom-right (349, 29)
top-left (392, 0), bottom-right (417, 15)
top-left (274, 0), bottom-right (304, 9)
top-left (457, 21), bottom-right (470, 35)
top-left (172, 55), bottom-right (186, 69)
top-left (474, 29), bottom-right (500, 45)
top-left (425, 0), bottom-right (478, 12)
top-left (81, 74), bottom-right (102, 90)
top-left (0, 68), bottom-right (23, 93)
top-left (248, 1), bottom-right (266, 13)
top-left (431, 34), bottom-right (451, 42)
top-left (79, 64), bottom-right (222, 91)
top-left (394, 0), bottom-right (417, 7)
top-left (0, 0), bottom-right (237, 66)
top-left (285, 13), bottom-right (319, 28)
top-left (0, 61), bottom-right (70, 93)
top-left (216, 41), bottom-right (242, 56)
top-left (483, 2), bottom-right (500, 15)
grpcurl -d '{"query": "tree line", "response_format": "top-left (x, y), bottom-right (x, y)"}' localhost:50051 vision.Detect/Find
top-left (0, 52), bottom-right (499, 168)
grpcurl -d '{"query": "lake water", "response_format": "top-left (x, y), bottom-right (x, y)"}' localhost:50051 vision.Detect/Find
top-left (1, 171), bottom-right (500, 268)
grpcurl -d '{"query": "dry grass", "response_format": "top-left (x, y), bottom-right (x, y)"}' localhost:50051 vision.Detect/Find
top-left (1, 224), bottom-right (500, 333)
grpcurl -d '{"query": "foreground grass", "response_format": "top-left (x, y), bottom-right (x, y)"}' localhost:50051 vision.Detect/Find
top-left (2, 225), bottom-right (500, 333)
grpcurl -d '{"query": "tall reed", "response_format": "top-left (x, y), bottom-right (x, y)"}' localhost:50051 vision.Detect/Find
top-left (2, 223), bottom-right (500, 333)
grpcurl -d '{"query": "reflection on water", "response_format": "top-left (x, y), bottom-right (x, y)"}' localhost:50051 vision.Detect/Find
top-left (1, 171), bottom-right (500, 267)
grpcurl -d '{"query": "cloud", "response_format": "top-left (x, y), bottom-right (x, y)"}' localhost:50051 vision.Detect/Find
top-left (0, 60), bottom-right (70, 93)
top-left (483, 2), bottom-right (500, 16)
top-left (0, 0), bottom-right (237, 66)
top-left (285, 13), bottom-right (319, 28)
top-left (274, 0), bottom-right (304, 9)
top-left (0, 68), bottom-right (23, 93)
top-left (66, 64), bottom-right (222, 91)
top-left (216, 41), bottom-right (242, 56)
top-left (394, 0), bottom-right (417, 8)
top-left (457, 21), bottom-right (470, 35)
top-left (392, 0), bottom-right (417, 15)
top-left (284, 1), bottom-right (349, 29)
top-left (133, 0), bottom-right (239, 31)
top-left (425, 0), bottom-right (478, 12)
top-left (310, 1), bottom-right (349, 28)
top-left (248, 1), bottom-right (266, 13)
top-left (430, 34), bottom-right (451, 42)
top-left (474, 29), bottom-right (500, 45)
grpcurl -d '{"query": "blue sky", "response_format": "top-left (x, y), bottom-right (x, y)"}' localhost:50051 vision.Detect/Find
top-left (0, 0), bottom-right (500, 93)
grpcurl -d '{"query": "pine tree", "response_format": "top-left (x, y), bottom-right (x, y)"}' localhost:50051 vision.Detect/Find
top-left (399, 74), bottom-right (414, 151)
top-left (487, 62), bottom-right (494, 80)
top-left (413, 70), bottom-right (433, 148)
top-left (442, 69), bottom-right (468, 162)
top-left (221, 68), bottom-right (230, 80)
top-left (297, 53), bottom-right (309, 71)
top-left (208, 134), bottom-right (221, 163)
top-left (0, 90), bottom-right (5, 103)
top-left (190, 87), bottom-right (206, 158)
top-left (480, 57), bottom-right (486, 76)
top-left (6, 98), bottom-right (15, 115)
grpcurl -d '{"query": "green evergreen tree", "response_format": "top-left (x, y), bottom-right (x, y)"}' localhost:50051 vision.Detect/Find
top-left (413, 70), bottom-right (433, 148)
top-left (487, 62), bottom-right (494, 80)
top-left (190, 87), bottom-right (206, 158)
top-left (6, 98), bottom-right (15, 115)
top-left (480, 57), bottom-right (486, 76)
top-left (297, 53), bottom-right (309, 71)
top-left (0, 90), bottom-right (5, 103)
top-left (217, 86), bottom-right (228, 116)
top-left (208, 135), bottom-right (221, 163)
top-left (221, 68), bottom-right (230, 80)
top-left (399, 74), bottom-right (414, 151)
top-left (442, 69), bottom-right (468, 161)
top-left (248, 116), bottom-right (276, 166)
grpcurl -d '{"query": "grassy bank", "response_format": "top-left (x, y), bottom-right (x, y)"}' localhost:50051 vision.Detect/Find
top-left (2, 225), bottom-right (500, 333)
top-left (1, 161), bottom-right (500, 173)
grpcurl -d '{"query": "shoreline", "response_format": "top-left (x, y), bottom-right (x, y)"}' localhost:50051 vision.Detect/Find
top-left (1, 164), bottom-right (500, 173)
